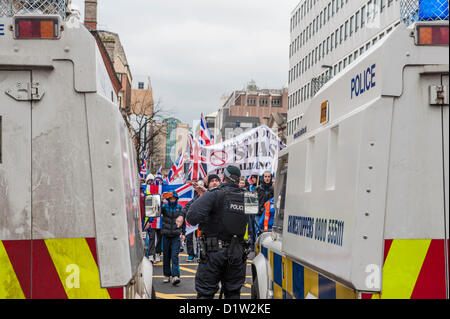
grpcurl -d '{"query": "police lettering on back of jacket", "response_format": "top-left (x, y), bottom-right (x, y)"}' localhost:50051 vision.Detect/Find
top-left (185, 165), bottom-right (249, 299)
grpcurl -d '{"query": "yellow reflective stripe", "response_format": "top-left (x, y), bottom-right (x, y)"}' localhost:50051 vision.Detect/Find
top-left (335, 282), bottom-right (357, 299)
top-left (303, 267), bottom-right (318, 298)
top-left (44, 238), bottom-right (110, 299)
top-left (273, 282), bottom-right (283, 299)
top-left (0, 242), bottom-right (26, 299)
top-left (285, 257), bottom-right (293, 295)
top-left (381, 239), bottom-right (431, 299)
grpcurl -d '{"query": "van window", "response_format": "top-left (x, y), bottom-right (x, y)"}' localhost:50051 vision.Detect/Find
top-left (273, 155), bottom-right (288, 235)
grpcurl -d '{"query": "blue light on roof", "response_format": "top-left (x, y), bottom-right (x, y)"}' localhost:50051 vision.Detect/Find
top-left (419, 0), bottom-right (449, 21)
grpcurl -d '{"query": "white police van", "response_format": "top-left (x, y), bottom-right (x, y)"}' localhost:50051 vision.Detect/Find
top-left (252, 4), bottom-right (449, 299)
top-left (0, 1), bottom-right (153, 299)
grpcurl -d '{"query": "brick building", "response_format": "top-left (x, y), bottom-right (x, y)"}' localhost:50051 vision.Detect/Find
top-left (215, 82), bottom-right (288, 142)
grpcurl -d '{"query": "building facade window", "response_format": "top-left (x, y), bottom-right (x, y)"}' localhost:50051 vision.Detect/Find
top-left (259, 98), bottom-right (269, 106)
top-left (345, 20), bottom-right (349, 40)
top-left (335, 29), bottom-right (339, 48)
top-left (361, 5), bottom-right (366, 28)
top-left (355, 11), bottom-right (360, 32)
top-left (350, 16), bottom-right (354, 36)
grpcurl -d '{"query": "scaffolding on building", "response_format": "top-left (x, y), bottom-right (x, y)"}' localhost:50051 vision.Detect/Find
top-left (0, 0), bottom-right (68, 19)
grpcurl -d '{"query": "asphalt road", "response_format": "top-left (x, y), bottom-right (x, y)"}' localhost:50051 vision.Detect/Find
top-left (152, 245), bottom-right (255, 299)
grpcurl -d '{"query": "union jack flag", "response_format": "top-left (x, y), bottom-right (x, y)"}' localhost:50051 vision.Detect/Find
top-left (199, 113), bottom-right (214, 146)
top-left (140, 156), bottom-right (148, 179)
top-left (161, 183), bottom-right (194, 205)
top-left (167, 152), bottom-right (185, 183)
top-left (174, 183), bottom-right (194, 198)
top-left (187, 133), bottom-right (208, 181)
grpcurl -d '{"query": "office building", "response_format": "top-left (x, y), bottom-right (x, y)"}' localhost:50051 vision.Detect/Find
top-left (287, 0), bottom-right (401, 144)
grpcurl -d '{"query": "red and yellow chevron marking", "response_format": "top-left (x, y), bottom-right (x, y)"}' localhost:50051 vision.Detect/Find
top-left (362, 239), bottom-right (448, 299)
top-left (0, 238), bottom-right (123, 299)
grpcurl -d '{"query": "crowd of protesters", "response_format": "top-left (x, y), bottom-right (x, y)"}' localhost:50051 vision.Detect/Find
top-left (238, 171), bottom-right (275, 251)
top-left (139, 170), bottom-right (276, 288)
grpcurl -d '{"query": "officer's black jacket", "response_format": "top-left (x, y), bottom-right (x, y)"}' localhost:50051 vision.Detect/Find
top-left (186, 183), bottom-right (240, 230)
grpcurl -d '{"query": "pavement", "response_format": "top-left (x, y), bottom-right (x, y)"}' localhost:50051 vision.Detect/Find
top-left (151, 246), bottom-right (255, 299)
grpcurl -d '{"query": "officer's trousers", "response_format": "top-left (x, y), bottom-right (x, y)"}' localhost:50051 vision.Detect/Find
top-left (195, 247), bottom-right (246, 299)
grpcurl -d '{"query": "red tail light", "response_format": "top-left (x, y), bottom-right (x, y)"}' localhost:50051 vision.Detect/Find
top-left (416, 25), bottom-right (449, 45)
top-left (14, 17), bottom-right (59, 39)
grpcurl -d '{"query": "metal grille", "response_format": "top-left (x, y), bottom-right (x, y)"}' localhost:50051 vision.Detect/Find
top-left (311, 74), bottom-right (332, 97)
top-left (0, 0), bottom-right (67, 19)
top-left (401, 0), bottom-right (449, 25)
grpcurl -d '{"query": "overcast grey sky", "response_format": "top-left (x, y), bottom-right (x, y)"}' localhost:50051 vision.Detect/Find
top-left (72, 0), bottom-right (299, 126)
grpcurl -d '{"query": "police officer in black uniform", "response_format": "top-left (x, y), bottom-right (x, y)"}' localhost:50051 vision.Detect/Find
top-left (186, 165), bottom-right (248, 299)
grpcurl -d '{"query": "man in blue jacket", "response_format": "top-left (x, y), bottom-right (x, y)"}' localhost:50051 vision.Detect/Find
top-left (161, 191), bottom-right (185, 286)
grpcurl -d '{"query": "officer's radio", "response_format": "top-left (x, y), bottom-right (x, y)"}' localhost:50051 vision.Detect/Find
top-left (145, 195), bottom-right (161, 218)
top-left (244, 191), bottom-right (259, 215)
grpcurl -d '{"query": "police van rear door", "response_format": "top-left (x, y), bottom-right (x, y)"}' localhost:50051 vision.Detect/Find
top-left (0, 70), bottom-right (32, 298)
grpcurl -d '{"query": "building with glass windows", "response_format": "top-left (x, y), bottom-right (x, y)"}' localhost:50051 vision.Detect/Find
top-left (287, 0), bottom-right (401, 144)
top-left (150, 118), bottom-right (190, 173)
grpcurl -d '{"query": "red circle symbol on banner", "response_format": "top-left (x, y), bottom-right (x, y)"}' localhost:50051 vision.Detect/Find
top-left (210, 150), bottom-right (228, 166)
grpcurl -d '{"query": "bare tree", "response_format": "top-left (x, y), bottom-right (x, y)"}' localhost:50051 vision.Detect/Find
top-left (120, 89), bottom-right (170, 168)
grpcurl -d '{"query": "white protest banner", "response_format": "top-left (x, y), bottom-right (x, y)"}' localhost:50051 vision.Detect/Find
top-left (197, 125), bottom-right (285, 177)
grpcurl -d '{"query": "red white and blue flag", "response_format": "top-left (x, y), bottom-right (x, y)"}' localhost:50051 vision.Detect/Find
top-left (199, 113), bottom-right (214, 146)
top-left (146, 184), bottom-right (162, 195)
top-left (161, 182), bottom-right (198, 235)
top-left (161, 183), bottom-right (193, 203)
top-left (146, 182), bottom-right (195, 230)
top-left (167, 152), bottom-right (185, 184)
top-left (187, 133), bottom-right (208, 181)
top-left (140, 156), bottom-right (148, 179)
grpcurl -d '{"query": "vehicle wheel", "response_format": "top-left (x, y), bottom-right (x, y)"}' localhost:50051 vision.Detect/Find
top-left (251, 276), bottom-right (260, 299)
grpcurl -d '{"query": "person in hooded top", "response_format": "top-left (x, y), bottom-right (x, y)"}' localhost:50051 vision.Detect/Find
top-left (254, 171), bottom-right (274, 218)
top-left (160, 191), bottom-right (185, 286)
